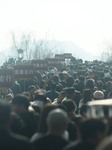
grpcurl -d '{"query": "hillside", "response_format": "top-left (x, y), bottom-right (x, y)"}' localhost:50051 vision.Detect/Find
top-left (0, 40), bottom-right (101, 66)
top-left (56, 41), bottom-right (99, 61)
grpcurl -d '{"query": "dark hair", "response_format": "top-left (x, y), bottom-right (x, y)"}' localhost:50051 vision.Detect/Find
top-left (12, 94), bottom-right (30, 109)
top-left (50, 82), bottom-right (57, 90)
top-left (66, 76), bottom-right (74, 87)
top-left (97, 80), bottom-right (104, 89)
top-left (28, 85), bottom-right (36, 91)
top-left (53, 75), bottom-right (59, 83)
top-left (61, 99), bottom-right (76, 112)
top-left (39, 80), bottom-right (46, 88)
top-left (83, 89), bottom-right (92, 102)
top-left (78, 75), bottom-right (85, 82)
top-left (34, 93), bottom-right (47, 101)
top-left (86, 79), bottom-right (95, 89)
top-left (79, 119), bottom-right (106, 141)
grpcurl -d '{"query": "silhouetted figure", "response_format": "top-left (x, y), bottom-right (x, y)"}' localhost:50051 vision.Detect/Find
top-left (0, 102), bottom-right (33, 150)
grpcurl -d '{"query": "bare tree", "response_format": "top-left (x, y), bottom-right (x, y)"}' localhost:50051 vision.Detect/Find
top-left (32, 39), bottom-right (58, 59)
top-left (11, 32), bottom-right (61, 60)
top-left (102, 42), bottom-right (112, 62)
top-left (11, 32), bottom-right (33, 60)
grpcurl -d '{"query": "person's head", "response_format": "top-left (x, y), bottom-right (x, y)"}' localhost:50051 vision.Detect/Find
top-left (62, 71), bottom-right (69, 79)
top-left (79, 119), bottom-right (107, 146)
top-left (108, 92), bottom-right (112, 98)
top-left (28, 85), bottom-right (36, 94)
top-left (42, 75), bottom-right (48, 83)
top-left (53, 75), bottom-right (59, 83)
top-left (69, 65), bottom-right (74, 70)
top-left (34, 92), bottom-right (47, 101)
top-left (5, 94), bottom-right (13, 103)
top-left (93, 90), bottom-right (104, 100)
top-left (61, 99), bottom-right (76, 120)
top-left (75, 78), bottom-right (79, 84)
top-left (96, 80), bottom-right (104, 90)
top-left (12, 94), bottom-right (30, 113)
top-left (86, 79), bottom-right (95, 91)
top-left (22, 91), bottom-right (31, 101)
top-left (83, 89), bottom-right (92, 102)
top-left (59, 72), bottom-right (64, 80)
top-left (64, 87), bottom-right (75, 100)
top-left (0, 88), bottom-right (13, 98)
top-left (49, 82), bottom-right (57, 90)
top-left (47, 108), bottom-right (69, 135)
top-left (106, 81), bottom-right (112, 91)
top-left (78, 75), bottom-right (85, 82)
top-left (55, 84), bottom-right (63, 92)
top-left (39, 80), bottom-right (46, 89)
top-left (61, 99), bottom-right (76, 113)
top-left (66, 76), bottom-right (74, 87)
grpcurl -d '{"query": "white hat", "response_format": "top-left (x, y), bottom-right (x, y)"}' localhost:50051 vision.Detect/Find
top-left (93, 90), bottom-right (104, 100)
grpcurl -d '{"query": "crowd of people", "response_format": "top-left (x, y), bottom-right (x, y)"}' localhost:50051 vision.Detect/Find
top-left (1, 59), bottom-right (112, 150)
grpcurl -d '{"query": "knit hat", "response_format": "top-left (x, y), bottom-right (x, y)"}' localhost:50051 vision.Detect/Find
top-left (93, 90), bottom-right (104, 100)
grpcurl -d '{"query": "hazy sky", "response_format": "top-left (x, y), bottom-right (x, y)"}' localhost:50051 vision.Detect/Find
top-left (0, 0), bottom-right (112, 57)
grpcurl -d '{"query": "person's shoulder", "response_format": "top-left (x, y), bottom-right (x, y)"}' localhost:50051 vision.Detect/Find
top-left (31, 133), bottom-right (44, 143)
top-left (10, 131), bottom-right (30, 143)
top-left (32, 134), bottom-right (68, 143)
top-left (63, 140), bottom-right (95, 150)
top-left (63, 140), bottom-right (80, 150)
top-left (31, 133), bottom-right (47, 142)
top-left (10, 131), bottom-right (34, 148)
top-left (32, 134), bottom-right (69, 150)
top-left (0, 131), bottom-right (34, 150)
